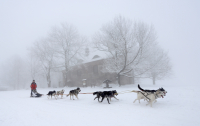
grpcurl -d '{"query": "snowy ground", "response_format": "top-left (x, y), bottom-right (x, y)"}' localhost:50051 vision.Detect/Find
top-left (0, 82), bottom-right (200, 126)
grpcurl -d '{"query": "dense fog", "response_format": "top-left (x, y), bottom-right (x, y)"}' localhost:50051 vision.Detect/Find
top-left (0, 1), bottom-right (199, 90)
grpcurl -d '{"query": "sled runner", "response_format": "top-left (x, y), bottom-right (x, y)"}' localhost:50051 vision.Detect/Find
top-left (30, 90), bottom-right (43, 97)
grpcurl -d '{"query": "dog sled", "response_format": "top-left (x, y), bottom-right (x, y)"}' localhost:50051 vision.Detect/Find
top-left (30, 90), bottom-right (43, 98)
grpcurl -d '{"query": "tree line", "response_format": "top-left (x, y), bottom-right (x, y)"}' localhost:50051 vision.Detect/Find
top-left (0, 16), bottom-right (172, 89)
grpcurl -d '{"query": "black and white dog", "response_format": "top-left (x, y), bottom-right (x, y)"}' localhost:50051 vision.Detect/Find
top-left (132, 89), bottom-right (165, 107)
top-left (47, 90), bottom-right (57, 100)
top-left (132, 84), bottom-right (167, 107)
top-left (138, 84), bottom-right (167, 96)
top-left (67, 87), bottom-right (81, 100)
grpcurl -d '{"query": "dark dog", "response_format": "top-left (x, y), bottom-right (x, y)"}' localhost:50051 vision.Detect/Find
top-left (93, 91), bottom-right (103, 102)
top-left (47, 90), bottom-right (57, 99)
top-left (67, 87), bottom-right (81, 100)
top-left (100, 90), bottom-right (118, 104)
top-left (109, 90), bottom-right (119, 101)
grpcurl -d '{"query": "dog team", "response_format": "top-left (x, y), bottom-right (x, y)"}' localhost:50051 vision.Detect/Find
top-left (46, 84), bottom-right (167, 107)
top-left (47, 87), bottom-right (81, 100)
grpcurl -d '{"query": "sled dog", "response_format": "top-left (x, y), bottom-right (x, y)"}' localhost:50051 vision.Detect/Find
top-left (93, 91), bottom-right (103, 102)
top-left (100, 91), bottom-right (111, 104)
top-left (101, 90), bottom-right (119, 104)
top-left (138, 84), bottom-right (167, 96)
top-left (47, 90), bottom-right (57, 100)
top-left (109, 90), bottom-right (119, 101)
top-left (132, 90), bottom-right (149, 103)
top-left (145, 91), bottom-right (165, 107)
top-left (67, 87), bottom-right (81, 100)
top-left (56, 89), bottom-right (65, 98)
top-left (132, 90), bottom-right (164, 107)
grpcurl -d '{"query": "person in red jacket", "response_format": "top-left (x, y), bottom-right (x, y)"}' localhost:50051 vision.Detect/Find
top-left (30, 80), bottom-right (37, 97)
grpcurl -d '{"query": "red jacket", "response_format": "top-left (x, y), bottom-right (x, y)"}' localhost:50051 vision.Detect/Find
top-left (30, 83), bottom-right (37, 90)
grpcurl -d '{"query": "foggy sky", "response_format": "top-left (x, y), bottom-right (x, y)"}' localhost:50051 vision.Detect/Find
top-left (0, 0), bottom-right (200, 84)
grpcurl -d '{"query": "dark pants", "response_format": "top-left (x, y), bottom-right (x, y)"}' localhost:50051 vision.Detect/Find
top-left (31, 89), bottom-right (42, 97)
top-left (31, 89), bottom-right (36, 96)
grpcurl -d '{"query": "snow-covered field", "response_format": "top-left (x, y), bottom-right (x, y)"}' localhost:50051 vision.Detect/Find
top-left (0, 83), bottom-right (199, 126)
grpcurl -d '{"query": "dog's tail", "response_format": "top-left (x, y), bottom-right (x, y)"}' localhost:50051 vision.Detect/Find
top-left (131, 90), bottom-right (140, 93)
top-left (138, 84), bottom-right (144, 91)
top-left (66, 94), bottom-right (70, 97)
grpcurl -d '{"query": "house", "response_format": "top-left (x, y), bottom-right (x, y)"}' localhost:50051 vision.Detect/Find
top-left (62, 55), bottom-right (134, 87)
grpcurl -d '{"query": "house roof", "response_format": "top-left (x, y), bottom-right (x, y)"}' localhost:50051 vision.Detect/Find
top-left (78, 50), bottom-right (109, 64)
top-left (62, 49), bottom-right (109, 71)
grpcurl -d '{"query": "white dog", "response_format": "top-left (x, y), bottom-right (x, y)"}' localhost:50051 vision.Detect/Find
top-left (145, 91), bottom-right (165, 107)
top-left (132, 90), bottom-right (149, 103)
top-left (56, 89), bottom-right (65, 99)
top-left (132, 90), bottom-right (165, 107)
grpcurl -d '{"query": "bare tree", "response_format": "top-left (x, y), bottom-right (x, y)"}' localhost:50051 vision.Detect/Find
top-left (143, 46), bottom-right (172, 84)
top-left (31, 38), bottom-right (56, 87)
top-left (93, 16), bottom-right (157, 86)
top-left (27, 51), bottom-right (42, 80)
top-left (48, 23), bottom-right (87, 86)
